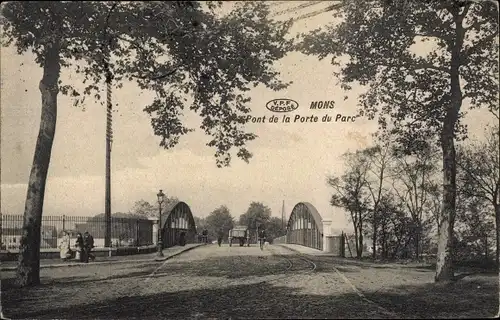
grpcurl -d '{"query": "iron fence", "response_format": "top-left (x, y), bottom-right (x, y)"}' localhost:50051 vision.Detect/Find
top-left (0, 214), bottom-right (154, 251)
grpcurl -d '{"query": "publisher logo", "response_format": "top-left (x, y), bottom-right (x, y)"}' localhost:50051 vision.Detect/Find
top-left (265, 99), bottom-right (299, 113)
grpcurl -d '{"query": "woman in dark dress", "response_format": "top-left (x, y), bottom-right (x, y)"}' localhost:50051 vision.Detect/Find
top-left (75, 233), bottom-right (85, 262)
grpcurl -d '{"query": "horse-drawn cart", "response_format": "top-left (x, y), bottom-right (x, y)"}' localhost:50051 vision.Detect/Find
top-left (228, 226), bottom-right (250, 247)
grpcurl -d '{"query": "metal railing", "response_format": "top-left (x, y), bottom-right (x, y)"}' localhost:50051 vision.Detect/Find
top-left (1, 214), bottom-right (154, 251)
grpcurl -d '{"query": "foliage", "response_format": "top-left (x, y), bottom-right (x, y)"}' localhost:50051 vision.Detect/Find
top-left (457, 124), bottom-right (500, 206)
top-left (299, 0), bottom-right (498, 281)
top-left (1, 1), bottom-right (292, 286)
top-left (193, 216), bottom-right (208, 233)
top-left (237, 202), bottom-right (285, 242)
top-left (360, 133), bottom-right (395, 258)
top-left (238, 202), bottom-right (272, 230)
top-left (328, 150), bottom-right (371, 258)
top-left (87, 212), bottom-right (143, 221)
top-left (298, 0), bottom-right (498, 147)
top-left (205, 205), bottom-right (235, 239)
top-left (454, 195), bottom-right (495, 262)
top-left (265, 217), bottom-right (286, 242)
top-left (456, 124), bottom-right (500, 265)
top-left (390, 141), bottom-right (441, 259)
top-left (130, 197), bottom-right (180, 218)
top-left (2, 1), bottom-right (292, 167)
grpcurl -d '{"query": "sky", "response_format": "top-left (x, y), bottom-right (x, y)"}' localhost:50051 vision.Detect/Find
top-left (0, 1), bottom-right (496, 234)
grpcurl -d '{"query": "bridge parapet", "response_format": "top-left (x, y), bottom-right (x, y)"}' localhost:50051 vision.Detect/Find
top-left (150, 201), bottom-right (198, 249)
top-left (284, 203), bottom-right (345, 256)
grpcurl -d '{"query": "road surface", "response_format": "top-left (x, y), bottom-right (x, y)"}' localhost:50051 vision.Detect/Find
top-left (1, 244), bottom-right (398, 319)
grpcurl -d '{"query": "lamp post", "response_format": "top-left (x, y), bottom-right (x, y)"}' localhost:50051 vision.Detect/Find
top-left (157, 189), bottom-right (165, 257)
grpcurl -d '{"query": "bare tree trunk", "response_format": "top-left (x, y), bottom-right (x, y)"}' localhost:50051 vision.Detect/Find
top-left (15, 42), bottom-right (61, 287)
top-left (381, 222), bottom-right (387, 259)
top-left (435, 7), bottom-right (465, 282)
top-left (415, 222), bottom-right (421, 260)
top-left (358, 233), bottom-right (363, 258)
top-left (494, 204), bottom-right (499, 269)
top-left (358, 217), bottom-right (364, 258)
top-left (372, 213), bottom-right (377, 259)
top-left (497, 209), bottom-right (500, 319)
top-left (353, 225), bottom-right (359, 258)
top-left (435, 120), bottom-right (458, 282)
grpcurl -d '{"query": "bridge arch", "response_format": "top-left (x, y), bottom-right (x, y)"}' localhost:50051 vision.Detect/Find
top-left (286, 202), bottom-right (323, 250)
top-left (160, 201), bottom-right (197, 248)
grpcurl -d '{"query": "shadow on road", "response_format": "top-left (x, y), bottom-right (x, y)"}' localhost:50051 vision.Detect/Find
top-left (4, 281), bottom-right (391, 319)
top-left (1, 254), bottom-right (497, 319)
top-left (116, 255), bottom-right (300, 280)
top-left (363, 275), bottom-right (497, 318)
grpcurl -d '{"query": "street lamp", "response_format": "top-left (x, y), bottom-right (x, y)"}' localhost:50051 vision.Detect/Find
top-left (157, 189), bottom-right (165, 257)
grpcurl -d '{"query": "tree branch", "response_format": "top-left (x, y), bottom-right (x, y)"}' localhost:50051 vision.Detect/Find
top-left (132, 67), bottom-right (179, 81)
top-left (410, 62), bottom-right (450, 74)
top-left (463, 30), bottom-right (499, 57)
top-left (465, 17), bottom-right (490, 31)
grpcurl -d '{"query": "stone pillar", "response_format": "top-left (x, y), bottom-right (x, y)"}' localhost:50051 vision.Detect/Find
top-left (150, 217), bottom-right (159, 245)
top-left (322, 220), bottom-right (332, 252)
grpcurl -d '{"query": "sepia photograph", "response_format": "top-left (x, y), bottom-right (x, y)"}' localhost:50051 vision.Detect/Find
top-left (0, 1), bottom-right (498, 319)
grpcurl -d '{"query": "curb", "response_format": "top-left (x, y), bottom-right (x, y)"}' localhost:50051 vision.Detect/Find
top-left (277, 244), bottom-right (302, 254)
top-left (277, 244), bottom-right (320, 256)
top-left (153, 243), bottom-right (206, 262)
top-left (0, 244), bottom-right (206, 271)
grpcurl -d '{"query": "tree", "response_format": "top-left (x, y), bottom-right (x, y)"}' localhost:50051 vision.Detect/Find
top-left (454, 195), bottom-right (495, 264)
top-left (193, 216), bottom-right (208, 234)
top-left (205, 206), bottom-right (235, 240)
top-left (382, 200), bottom-right (414, 260)
top-left (2, 1), bottom-right (292, 287)
top-left (130, 200), bottom-right (156, 218)
top-left (239, 202), bottom-right (272, 231)
top-left (130, 197), bottom-right (180, 218)
top-left (390, 142), bottom-right (440, 260)
top-left (374, 192), bottom-right (409, 259)
top-left (266, 217), bottom-right (287, 242)
top-left (328, 151), bottom-right (371, 258)
top-left (239, 202), bottom-right (284, 241)
top-left (361, 134), bottom-right (395, 259)
top-left (88, 212), bottom-right (142, 221)
top-left (457, 124), bottom-right (500, 265)
top-left (298, 0), bottom-right (498, 281)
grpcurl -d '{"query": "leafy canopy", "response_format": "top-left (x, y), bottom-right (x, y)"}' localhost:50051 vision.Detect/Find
top-left (1, 1), bottom-right (293, 167)
top-left (298, 0), bottom-right (498, 150)
top-left (205, 205), bottom-right (235, 236)
top-left (239, 202), bottom-right (272, 229)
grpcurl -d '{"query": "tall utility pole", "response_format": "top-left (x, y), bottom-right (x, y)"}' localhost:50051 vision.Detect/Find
top-left (102, 1), bottom-right (118, 249)
top-left (104, 51), bottom-right (113, 248)
top-left (281, 200), bottom-right (285, 230)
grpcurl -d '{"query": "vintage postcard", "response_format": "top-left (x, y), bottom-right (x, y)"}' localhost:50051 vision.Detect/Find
top-left (1, 1), bottom-right (498, 319)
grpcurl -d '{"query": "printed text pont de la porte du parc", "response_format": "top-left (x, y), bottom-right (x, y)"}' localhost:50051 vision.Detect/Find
top-left (247, 99), bottom-right (357, 124)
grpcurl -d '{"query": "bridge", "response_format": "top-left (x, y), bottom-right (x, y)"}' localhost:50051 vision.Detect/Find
top-left (154, 201), bottom-right (197, 248)
top-left (154, 200), bottom-right (345, 256)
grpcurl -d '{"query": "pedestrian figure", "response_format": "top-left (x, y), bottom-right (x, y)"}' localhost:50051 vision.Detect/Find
top-left (83, 231), bottom-right (95, 263)
top-left (179, 231), bottom-right (186, 246)
top-left (202, 228), bottom-right (208, 244)
top-left (59, 231), bottom-right (72, 261)
top-left (217, 228), bottom-right (224, 247)
top-left (75, 232), bottom-right (84, 262)
top-left (258, 228), bottom-right (267, 250)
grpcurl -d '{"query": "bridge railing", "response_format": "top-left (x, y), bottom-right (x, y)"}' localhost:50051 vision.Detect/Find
top-left (273, 235), bottom-right (287, 244)
top-left (286, 229), bottom-right (323, 251)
